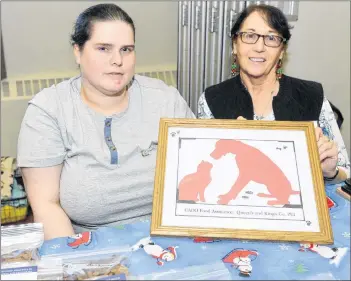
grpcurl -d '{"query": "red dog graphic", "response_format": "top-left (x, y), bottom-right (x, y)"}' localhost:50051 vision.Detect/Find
top-left (67, 232), bottom-right (92, 248)
top-left (326, 196), bottom-right (336, 209)
top-left (211, 139), bottom-right (300, 205)
top-left (178, 161), bottom-right (213, 202)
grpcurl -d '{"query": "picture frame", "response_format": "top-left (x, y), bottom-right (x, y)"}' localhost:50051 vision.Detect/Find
top-left (150, 118), bottom-right (333, 244)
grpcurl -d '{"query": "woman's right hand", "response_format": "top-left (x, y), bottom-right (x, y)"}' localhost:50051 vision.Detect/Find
top-left (237, 116), bottom-right (247, 120)
top-left (21, 165), bottom-right (75, 240)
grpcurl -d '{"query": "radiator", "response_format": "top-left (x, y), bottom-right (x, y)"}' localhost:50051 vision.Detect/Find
top-left (1, 69), bottom-right (177, 101)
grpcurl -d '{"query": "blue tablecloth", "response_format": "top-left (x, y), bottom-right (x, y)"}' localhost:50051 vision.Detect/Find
top-left (40, 185), bottom-right (350, 280)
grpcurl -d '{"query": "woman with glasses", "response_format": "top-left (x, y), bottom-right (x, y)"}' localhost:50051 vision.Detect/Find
top-left (198, 4), bottom-right (350, 184)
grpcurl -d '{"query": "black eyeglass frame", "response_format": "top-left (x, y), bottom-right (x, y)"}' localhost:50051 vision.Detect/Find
top-left (235, 32), bottom-right (287, 48)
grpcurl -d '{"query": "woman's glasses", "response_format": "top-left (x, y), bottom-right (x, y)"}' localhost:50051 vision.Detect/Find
top-left (236, 32), bottom-right (286, 48)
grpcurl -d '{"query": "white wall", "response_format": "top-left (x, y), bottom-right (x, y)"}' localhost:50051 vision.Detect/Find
top-left (1, 1), bottom-right (179, 157)
top-left (1, 1), bottom-right (350, 158)
top-left (284, 1), bottom-right (350, 155)
top-left (1, 1), bottom-right (178, 78)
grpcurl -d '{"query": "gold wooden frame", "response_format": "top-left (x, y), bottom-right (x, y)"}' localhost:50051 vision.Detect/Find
top-left (151, 118), bottom-right (333, 244)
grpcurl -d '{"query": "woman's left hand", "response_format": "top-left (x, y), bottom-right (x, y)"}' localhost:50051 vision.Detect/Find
top-left (315, 127), bottom-right (338, 177)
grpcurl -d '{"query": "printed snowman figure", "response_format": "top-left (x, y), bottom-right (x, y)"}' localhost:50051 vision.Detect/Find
top-left (299, 243), bottom-right (348, 267)
top-left (131, 236), bottom-right (178, 266)
top-left (222, 249), bottom-right (259, 277)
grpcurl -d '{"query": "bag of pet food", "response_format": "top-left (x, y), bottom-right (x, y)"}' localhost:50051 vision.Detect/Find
top-left (58, 246), bottom-right (131, 280)
top-left (1, 223), bottom-right (44, 264)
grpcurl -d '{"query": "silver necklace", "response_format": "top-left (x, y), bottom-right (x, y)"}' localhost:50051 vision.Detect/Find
top-left (240, 79), bottom-right (277, 120)
top-left (253, 90), bottom-right (275, 120)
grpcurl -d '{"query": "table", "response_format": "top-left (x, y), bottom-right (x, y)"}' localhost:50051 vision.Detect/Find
top-left (40, 185), bottom-right (350, 280)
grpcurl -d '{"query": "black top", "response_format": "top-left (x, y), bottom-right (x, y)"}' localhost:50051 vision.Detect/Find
top-left (204, 74), bottom-right (324, 121)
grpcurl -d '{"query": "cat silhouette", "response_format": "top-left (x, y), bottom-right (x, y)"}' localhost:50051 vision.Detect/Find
top-left (178, 161), bottom-right (213, 202)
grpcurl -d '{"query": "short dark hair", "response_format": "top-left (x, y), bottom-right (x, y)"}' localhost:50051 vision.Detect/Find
top-left (231, 4), bottom-right (292, 43)
top-left (70, 3), bottom-right (135, 49)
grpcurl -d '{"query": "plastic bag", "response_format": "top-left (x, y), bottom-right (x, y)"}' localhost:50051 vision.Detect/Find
top-left (0, 258), bottom-right (63, 280)
top-left (37, 257), bottom-right (63, 280)
top-left (1, 223), bottom-right (44, 264)
top-left (59, 246), bottom-right (131, 280)
top-left (1, 261), bottom-right (38, 280)
top-left (131, 261), bottom-right (232, 280)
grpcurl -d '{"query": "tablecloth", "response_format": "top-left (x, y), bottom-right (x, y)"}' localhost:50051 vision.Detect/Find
top-left (40, 184), bottom-right (350, 280)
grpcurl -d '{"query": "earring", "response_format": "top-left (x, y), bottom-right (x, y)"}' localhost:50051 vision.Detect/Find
top-left (231, 54), bottom-right (238, 76)
top-left (276, 59), bottom-right (283, 80)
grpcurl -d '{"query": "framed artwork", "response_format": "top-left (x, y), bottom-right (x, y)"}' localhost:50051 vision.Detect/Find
top-left (150, 118), bottom-right (333, 244)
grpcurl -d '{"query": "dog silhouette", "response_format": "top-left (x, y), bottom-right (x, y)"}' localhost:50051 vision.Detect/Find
top-left (210, 139), bottom-right (300, 205)
top-left (178, 161), bottom-right (213, 202)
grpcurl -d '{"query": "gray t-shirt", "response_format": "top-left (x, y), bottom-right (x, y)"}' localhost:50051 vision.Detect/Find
top-left (17, 75), bottom-right (194, 232)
